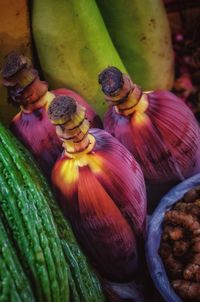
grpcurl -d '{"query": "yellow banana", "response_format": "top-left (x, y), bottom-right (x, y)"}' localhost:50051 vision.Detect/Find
top-left (0, 0), bottom-right (32, 126)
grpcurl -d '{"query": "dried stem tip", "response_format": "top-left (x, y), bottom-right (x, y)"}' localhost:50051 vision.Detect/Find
top-left (48, 95), bottom-right (77, 125)
top-left (98, 66), bottom-right (124, 96)
top-left (2, 52), bottom-right (30, 78)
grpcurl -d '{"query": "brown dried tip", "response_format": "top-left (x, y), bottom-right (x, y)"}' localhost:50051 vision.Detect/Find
top-left (1, 52), bottom-right (29, 78)
top-left (98, 66), bottom-right (124, 96)
top-left (48, 95), bottom-right (77, 125)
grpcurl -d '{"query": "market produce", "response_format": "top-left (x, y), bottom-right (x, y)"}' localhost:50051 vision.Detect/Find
top-left (96, 0), bottom-right (174, 90)
top-left (0, 123), bottom-right (69, 301)
top-left (32, 0), bottom-right (126, 117)
top-left (159, 186), bottom-right (200, 301)
top-left (2, 53), bottom-right (102, 178)
top-left (172, 280), bottom-right (200, 301)
top-left (0, 122), bottom-right (105, 302)
top-left (52, 88), bottom-right (103, 129)
top-left (99, 66), bottom-right (200, 210)
top-left (0, 216), bottom-right (35, 302)
top-left (0, 0), bottom-right (32, 126)
top-left (48, 95), bottom-right (147, 283)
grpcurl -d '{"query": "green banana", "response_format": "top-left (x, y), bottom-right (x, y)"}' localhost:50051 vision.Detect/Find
top-left (96, 0), bottom-right (174, 90)
top-left (32, 0), bottom-right (126, 117)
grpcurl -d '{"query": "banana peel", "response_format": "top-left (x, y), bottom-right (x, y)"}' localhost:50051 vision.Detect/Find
top-left (0, 0), bottom-right (32, 126)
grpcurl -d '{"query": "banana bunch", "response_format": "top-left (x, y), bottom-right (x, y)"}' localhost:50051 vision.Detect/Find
top-left (32, 0), bottom-right (174, 117)
top-left (1, 0), bottom-right (174, 119)
top-left (0, 0), bottom-right (32, 126)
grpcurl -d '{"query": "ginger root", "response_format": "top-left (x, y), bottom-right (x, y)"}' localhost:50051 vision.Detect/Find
top-left (159, 242), bottom-right (183, 279)
top-left (184, 263), bottom-right (200, 282)
top-left (161, 225), bottom-right (184, 241)
top-left (164, 211), bottom-right (200, 234)
top-left (192, 239), bottom-right (200, 253)
top-left (183, 188), bottom-right (199, 203)
top-left (160, 186), bottom-right (200, 301)
top-left (173, 240), bottom-right (190, 257)
top-left (168, 227), bottom-right (184, 241)
top-left (174, 200), bottom-right (200, 218)
top-left (172, 280), bottom-right (200, 300)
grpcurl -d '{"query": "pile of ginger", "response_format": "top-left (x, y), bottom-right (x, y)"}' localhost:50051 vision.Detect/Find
top-left (159, 186), bottom-right (200, 301)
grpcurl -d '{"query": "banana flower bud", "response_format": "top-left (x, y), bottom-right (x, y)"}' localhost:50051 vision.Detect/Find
top-left (48, 95), bottom-right (147, 282)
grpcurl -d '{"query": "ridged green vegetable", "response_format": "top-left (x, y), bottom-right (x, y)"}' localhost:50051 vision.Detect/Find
top-left (0, 216), bottom-right (35, 302)
top-left (14, 142), bottom-right (105, 302)
top-left (0, 123), bottom-right (69, 302)
top-left (32, 0), bottom-right (126, 117)
top-left (0, 123), bottom-right (105, 302)
top-left (96, 0), bottom-right (174, 90)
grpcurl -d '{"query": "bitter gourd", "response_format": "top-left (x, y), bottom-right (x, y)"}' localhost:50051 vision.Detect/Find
top-left (0, 215), bottom-right (35, 302)
top-left (0, 123), bottom-right (105, 302)
top-left (0, 123), bottom-right (69, 302)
